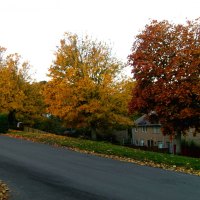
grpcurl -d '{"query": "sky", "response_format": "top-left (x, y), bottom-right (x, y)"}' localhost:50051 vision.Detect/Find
top-left (0, 0), bottom-right (199, 81)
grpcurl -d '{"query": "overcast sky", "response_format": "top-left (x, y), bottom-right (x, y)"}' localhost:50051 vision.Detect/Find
top-left (0, 0), bottom-right (199, 81)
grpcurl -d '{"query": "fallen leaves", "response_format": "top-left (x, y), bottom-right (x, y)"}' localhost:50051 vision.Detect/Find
top-left (6, 132), bottom-right (200, 176)
top-left (58, 145), bottom-right (200, 176)
top-left (0, 181), bottom-right (9, 200)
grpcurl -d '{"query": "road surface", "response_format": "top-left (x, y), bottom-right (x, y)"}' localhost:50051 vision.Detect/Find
top-left (0, 135), bottom-right (200, 200)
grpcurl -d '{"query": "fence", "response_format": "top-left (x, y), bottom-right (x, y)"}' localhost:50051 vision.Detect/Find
top-left (24, 126), bottom-right (49, 134)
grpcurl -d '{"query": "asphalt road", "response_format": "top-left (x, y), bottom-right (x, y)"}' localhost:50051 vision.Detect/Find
top-left (0, 135), bottom-right (200, 200)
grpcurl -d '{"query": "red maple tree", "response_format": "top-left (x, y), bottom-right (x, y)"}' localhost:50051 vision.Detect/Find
top-left (128, 19), bottom-right (200, 136)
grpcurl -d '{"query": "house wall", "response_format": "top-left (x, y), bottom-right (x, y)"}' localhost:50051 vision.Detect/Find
top-left (132, 126), bottom-right (200, 153)
top-left (132, 126), bottom-right (171, 148)
top-left (133, 114), bottom-right (200, 154)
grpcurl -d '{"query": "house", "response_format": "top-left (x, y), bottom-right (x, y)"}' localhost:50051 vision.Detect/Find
top-left (131, 114), bottom-right (171, 151)
top-left (131, 114), bottom-right (200, 154)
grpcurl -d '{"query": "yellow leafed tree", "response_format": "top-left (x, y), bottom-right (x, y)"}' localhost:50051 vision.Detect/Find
top-left (0, 47), bottom-right (45, 127)
top-left (44, 33), bottom-right (133, 138)
top-left (17, 81), bottom-right (46, 125)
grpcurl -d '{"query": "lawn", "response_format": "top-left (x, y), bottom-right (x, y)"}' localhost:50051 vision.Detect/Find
top-left (6, 130), bottom-right (200, 176)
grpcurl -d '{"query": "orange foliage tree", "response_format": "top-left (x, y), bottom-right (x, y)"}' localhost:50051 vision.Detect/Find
top-left (0, 47), bottom-right (45, 127)
top-left (44, 33), bottom-right (133, 138)
top-left (128, 19), bottom-right (200, 138)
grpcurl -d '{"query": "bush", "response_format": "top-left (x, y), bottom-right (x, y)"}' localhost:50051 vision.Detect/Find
top-left (33, 116), bottom-right (72, 135)
top-left (181, 140), bottom-right (200, 158)
top-left (0, 113), bottom-right (9, 133)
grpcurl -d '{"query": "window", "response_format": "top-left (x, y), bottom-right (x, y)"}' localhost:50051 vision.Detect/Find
top-left (166, 142), bottom-right (170, 149)
top-left (147, 140), bottom-right (154, 147)
top-left (142, 126), bottom-right (147, 132)
top-left (135, 127), bottom-right (138, 132)
top-left (140, 140), bottom-right (144, 146)
top-left (158, 141), bottom-right (163, 149)
top-left (153, 127), bottom-right (160, 134)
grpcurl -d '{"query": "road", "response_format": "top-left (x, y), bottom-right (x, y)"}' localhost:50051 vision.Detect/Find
top-left (0, 135), bottom-right (200, 200)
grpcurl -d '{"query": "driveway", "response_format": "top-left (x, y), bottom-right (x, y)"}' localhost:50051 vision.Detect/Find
top-left (0, 135), bottom-right (200, 200)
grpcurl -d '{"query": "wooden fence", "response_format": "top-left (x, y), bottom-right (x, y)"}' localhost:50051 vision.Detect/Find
top-left (24, 126), bottom-right (49, 134)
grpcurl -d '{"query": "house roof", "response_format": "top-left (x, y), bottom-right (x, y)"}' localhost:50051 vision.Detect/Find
top-left (135, 114), bottom-right (150, 125)
top-left (135, 114), bottom-right (161, 126)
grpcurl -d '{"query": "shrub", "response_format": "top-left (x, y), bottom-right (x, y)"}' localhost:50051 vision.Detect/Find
top-left (181, 139), bottom-right (200, 158)
top-left (0, 113), bottom-right (9, 133)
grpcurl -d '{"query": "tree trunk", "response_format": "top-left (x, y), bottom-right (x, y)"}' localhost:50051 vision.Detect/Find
top-left (175, 131), bottom-right (182, 154)
top-left (91, 129), bottom-right (97, 140)
top-left (8, 110), bottom-right (17, 129)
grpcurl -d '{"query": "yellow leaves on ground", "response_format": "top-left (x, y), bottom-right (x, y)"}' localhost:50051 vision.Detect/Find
top-left (7, 131), bottom-right (200, 177)
top-left (0, 181), bottom-right (9, 200)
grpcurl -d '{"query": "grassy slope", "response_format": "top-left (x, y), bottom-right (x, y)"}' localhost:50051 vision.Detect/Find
top-left (5, 131), bottom-right (200, 175)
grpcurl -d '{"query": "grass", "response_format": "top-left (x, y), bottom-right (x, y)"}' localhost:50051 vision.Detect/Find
top-left (5, 130), bottom-right (200, 174)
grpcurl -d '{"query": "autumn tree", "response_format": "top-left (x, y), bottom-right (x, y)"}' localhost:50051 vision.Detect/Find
top-left (44, 33), bottom-right (133, 139)
top-left (0, 47), bottom-right (45, 127)
top-left (17, 81), bottom-right (46, 126)
top-left (128, 19), bottom-right (200, 152)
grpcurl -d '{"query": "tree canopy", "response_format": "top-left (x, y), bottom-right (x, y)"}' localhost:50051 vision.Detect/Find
top-left (128, 19), bottom-right (200, 135)
top-left (0, 47), bottom-right (45, 127)
top-left (44, 33), bottom-right (133, 135)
